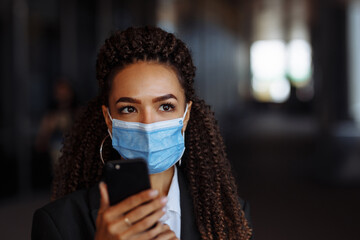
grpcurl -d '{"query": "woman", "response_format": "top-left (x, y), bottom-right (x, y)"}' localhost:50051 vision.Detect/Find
top-left (32, 26), bottom-right (253, 240)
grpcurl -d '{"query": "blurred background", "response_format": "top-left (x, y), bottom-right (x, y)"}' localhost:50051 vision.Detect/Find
top-left (1, 0), bottom-right (360, 239)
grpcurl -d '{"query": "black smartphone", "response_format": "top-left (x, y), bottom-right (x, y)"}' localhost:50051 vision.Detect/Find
top-left (103, 158), bottom-right (151, 206)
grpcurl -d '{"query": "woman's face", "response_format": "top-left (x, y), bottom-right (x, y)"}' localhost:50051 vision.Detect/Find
top-left (102, 61), bottom-right (192, 133)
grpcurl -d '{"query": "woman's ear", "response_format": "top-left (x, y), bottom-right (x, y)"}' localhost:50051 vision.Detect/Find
top-left (102, 105), bottom-right (112, 133)
top-left (182, 101), bottom-right (192, 133)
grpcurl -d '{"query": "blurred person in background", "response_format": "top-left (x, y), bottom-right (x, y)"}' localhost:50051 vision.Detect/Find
top-left (35, 79), bottom-right (77, 168)
top-left (31, 26), bottom-right (253, 239)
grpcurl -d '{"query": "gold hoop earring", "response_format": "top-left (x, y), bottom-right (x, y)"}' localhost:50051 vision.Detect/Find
top-left (99, 134), bottom-right (110, 164)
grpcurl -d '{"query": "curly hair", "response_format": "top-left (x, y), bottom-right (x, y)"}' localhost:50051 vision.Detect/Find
top-left (52, 26), bottom-right (252, 239)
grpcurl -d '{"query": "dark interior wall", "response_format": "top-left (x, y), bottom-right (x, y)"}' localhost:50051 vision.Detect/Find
top-left (0, 0), bottom-right (158, 196)
top-left (0, 0), bottom-right (17, 197)
top-left (0, 0), bottom-right (360, 239)
top-left (313, 0), bottom-right (349, 128)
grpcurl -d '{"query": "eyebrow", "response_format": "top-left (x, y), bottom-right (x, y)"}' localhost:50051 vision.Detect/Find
top-left (116, 97), bottom-right (141, 104)
top-left (152, 94), bottom-right (177, 103)
top-left (115, 94), bottom-right (177, 104)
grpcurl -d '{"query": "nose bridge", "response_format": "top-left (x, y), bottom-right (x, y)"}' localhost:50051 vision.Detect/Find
top-left (141, 107), bottom-right (154, 124)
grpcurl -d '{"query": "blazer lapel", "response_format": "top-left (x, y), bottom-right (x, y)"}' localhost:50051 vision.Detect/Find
top-left (178, 168), bottom-right (201, 239)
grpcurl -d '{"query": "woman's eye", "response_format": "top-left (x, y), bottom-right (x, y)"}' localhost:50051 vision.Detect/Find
top-left (119, 106), bottom-right (136, 114)
top-left (159, 104), bottom-right (175, 112)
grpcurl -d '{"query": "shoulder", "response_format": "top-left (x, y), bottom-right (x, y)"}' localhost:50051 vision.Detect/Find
top-left (38, 188), bottom-right (90, 215)
top-left (32, 187), bottom-right (98, 240)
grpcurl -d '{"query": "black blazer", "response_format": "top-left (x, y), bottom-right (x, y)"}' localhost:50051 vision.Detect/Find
top-left (32, 169), bottom-right (251, 239)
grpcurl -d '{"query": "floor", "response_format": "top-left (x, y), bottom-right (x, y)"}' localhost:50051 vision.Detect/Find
top-left (243, 180), bottom-right (360, 240)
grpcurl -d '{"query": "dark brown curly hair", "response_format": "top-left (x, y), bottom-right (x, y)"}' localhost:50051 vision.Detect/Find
top-left (52, 26), bottom-right (252, 239)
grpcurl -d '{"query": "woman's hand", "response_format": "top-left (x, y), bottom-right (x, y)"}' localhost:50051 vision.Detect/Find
top-left (152, 224), bottom-right (179, 240)
top-left (95, 182), bottom-right (177, 240)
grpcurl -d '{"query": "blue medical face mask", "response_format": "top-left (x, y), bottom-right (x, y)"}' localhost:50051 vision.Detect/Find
top-left (107, 105), bottom-right (188, 174)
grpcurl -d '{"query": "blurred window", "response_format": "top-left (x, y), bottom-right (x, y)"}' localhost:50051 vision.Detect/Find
top-left (287, 39), bottom-right (312, 87)
top-left (250, 39), bottom-right (312, 103)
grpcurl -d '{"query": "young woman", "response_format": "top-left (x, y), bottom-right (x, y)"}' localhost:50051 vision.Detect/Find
top-left (32, 26), bottom-right (253, 240)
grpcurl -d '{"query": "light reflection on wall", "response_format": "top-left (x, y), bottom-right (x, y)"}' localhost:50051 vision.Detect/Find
top-left (250, 39), bottom-right (312, 103)
top-left (156, 0), bottom-right (176, 33)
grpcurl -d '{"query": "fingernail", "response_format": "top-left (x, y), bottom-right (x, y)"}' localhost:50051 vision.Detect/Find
top-left (149, 189), bottom-right (159, 197)
top-left (161, 197), bottom-right (168, 204)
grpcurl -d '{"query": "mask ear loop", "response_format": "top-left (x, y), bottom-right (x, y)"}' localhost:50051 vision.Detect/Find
top-left (182, 104), bottom-right (189, 121)
top-left (100, 108), bottom-right (114, 164)
top-left (99, 134), bottom-right (110, 164)
top-left (178, 104), bottom-right (189, 167)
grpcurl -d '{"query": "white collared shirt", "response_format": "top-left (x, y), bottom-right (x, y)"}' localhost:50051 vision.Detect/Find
top-left (159, 166), bottom-right (181, 238)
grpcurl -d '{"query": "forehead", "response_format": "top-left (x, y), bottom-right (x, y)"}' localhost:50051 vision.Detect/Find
top-left (110, 61), bottom-right (184, 99)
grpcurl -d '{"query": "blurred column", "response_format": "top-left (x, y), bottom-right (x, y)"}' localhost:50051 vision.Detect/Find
top-left (156, 0), bottom-right (177, 33)
top-left (287, 0), bottom-right (313, 100)
top-left (252, 0), bottom-right (284, 41)
top-left (13, 0), bottom-right (31, 195)
top-left (348, 0), bottom-right (360, 126)
top-left (287, 0), bottom-right (309, 41)
top-left (60, 0), bottom-right (78, 82)
top-left (0, 1), bottom-right (12, 142)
